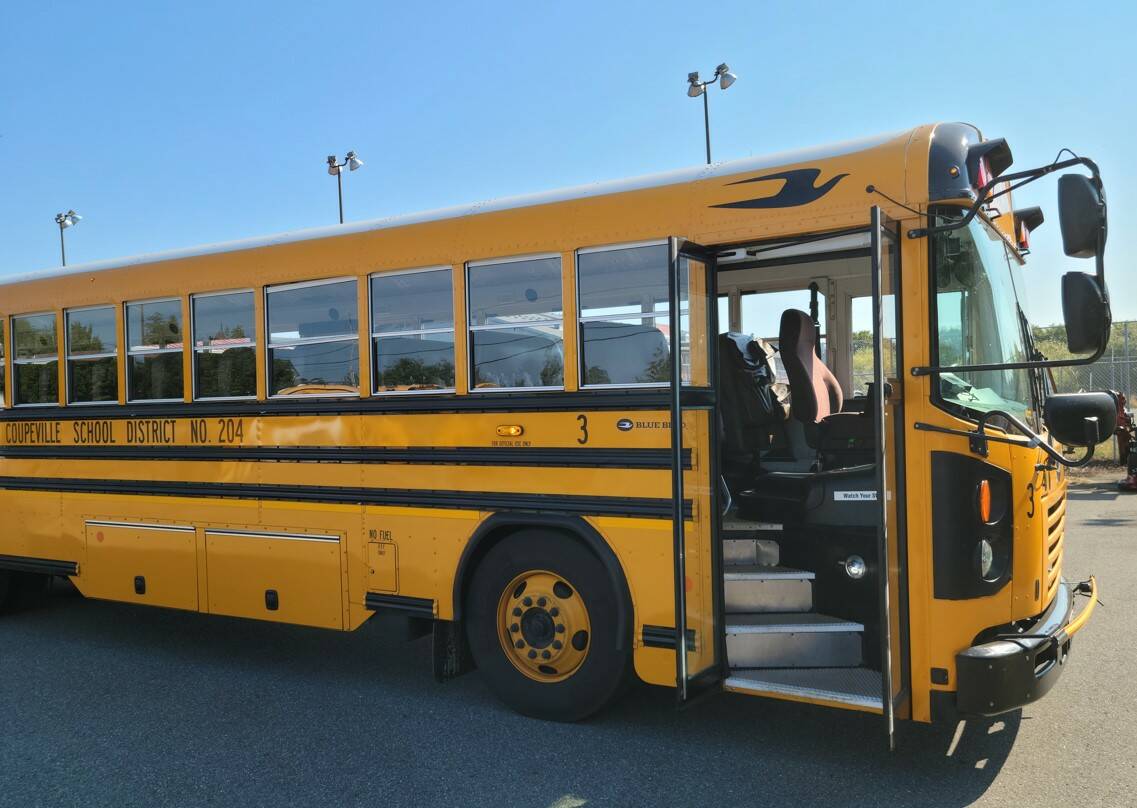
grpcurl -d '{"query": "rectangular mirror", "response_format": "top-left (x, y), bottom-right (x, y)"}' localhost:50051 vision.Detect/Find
top-left (1058, 174), bottom-right (1107, 258)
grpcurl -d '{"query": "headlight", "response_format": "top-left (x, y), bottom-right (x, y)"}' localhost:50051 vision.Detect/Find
top-left (976, 539), bottom-right (994, 579)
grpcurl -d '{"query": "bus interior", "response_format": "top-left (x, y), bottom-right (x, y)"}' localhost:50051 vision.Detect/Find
top-left (709, 229), bottom-right (898, 706)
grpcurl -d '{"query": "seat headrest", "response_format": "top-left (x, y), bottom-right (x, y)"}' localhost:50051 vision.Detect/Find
top-left (778, 308), bottom-right (842, 423)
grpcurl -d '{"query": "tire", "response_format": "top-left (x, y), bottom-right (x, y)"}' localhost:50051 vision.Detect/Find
top-left (465, 530), bottom-right (631, 722)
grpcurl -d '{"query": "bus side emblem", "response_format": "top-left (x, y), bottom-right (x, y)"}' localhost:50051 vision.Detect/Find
top-left (711, 168), bottom-right (848, 209)
top-left (616, 418), bottom-right (634, 432)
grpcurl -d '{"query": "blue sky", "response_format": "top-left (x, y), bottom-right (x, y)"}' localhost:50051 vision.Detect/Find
top-left (1, 1), bottom-right (1133, 324)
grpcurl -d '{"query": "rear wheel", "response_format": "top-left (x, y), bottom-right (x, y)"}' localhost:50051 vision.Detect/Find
top-left (466, 531), bottom-right (631, 721)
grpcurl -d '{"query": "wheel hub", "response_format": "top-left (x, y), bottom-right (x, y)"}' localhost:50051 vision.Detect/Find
top-left (496, 569), bottom-right (591, 682)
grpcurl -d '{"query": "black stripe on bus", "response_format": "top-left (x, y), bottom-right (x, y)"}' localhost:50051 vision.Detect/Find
top-left (0, 445), bottom-right (692, 470)
top-left (0, 389), bottom-right (714, 422)
top-left (364, 593), bottom-right (435, 618)
top-left (0, 476), bottom-right (693, 520)
top-left (641, 625), bottom-right (697, 650)
top-left (0, 554), bottom-right (78, 577)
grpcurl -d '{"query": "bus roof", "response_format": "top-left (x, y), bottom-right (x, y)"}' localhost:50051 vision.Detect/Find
top-left (2, 128), bottom-right (909, 288)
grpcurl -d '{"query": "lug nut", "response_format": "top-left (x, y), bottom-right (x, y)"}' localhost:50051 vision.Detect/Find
top-left (523, 597), bottom-right (533, 607)
top-left (512, 607), bottom-right (522, 617)
top-left (515, 640), bottom-right (525, 649)
top-left (528, 650), bottom-right (537, 659)
top-left (549, 607), bottom-right (559, 617)
top-left (542, 651), bottom-right (551, 660)
top-left (510, 623), bottom-right (519, 632)
top-left (537, 597), bottom-right (547, 607)
top-left (555, 624), bottom-right (564, 633)
top-left (552, 640), bottom-right (562, 650)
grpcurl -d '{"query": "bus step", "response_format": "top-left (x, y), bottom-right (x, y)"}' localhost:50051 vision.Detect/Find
top-left (722, 538), bottom-right (780, 567)
top-left (725, 667), bottom-right (883, 711)
top-left (725, 613), bottom-right (864, 668)
top-left (724, 566), bottom-right (813, 613)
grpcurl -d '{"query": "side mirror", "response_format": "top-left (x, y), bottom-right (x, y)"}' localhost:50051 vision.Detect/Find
top-left (1061, 271), bottom-right (1110, 354)
top-left (1044, 392), bottom-right (1118, 447)
top-left (1058, 174), bottom-right (1107, 258)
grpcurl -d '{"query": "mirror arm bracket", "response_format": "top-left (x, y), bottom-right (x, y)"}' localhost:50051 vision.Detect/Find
top-left (906, 156), bottom-right (1101, 240)
top-left (974, 410), bottom-right (1094, 468)
top-left (915, 412), bottom-right (1095, 468)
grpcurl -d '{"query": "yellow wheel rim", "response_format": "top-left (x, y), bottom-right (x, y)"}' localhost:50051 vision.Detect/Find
top-left (496, 569), bottom-right (591, 683)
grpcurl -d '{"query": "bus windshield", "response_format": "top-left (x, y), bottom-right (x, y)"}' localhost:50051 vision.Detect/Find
top-left (932, 213), bottom-right (1034, 421)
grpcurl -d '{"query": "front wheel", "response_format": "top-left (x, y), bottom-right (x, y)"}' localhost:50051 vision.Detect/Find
top-left (466, 531), bottom-right (631, 721)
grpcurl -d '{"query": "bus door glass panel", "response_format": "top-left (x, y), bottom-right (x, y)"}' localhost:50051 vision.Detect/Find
top-left (869, 212), bottom-right (907, 735)
top-left (850, 294), bottom-right (897, 395)
top-left (668, 241), bottom-right (719, 701)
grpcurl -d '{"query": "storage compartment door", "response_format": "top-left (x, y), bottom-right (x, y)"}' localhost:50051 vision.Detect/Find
top-left (205, 530), bottom-right (344, 629)
top-left (83, 521), bottom-right (199, 611)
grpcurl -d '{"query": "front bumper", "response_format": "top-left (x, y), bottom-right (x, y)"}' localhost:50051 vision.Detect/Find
top-left (954, 577), bottom-right (1097, 717)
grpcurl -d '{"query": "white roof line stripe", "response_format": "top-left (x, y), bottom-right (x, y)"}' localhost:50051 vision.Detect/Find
top-left (2, 129), bottom-right (906, 286)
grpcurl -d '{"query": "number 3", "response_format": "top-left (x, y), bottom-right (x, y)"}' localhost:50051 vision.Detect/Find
top-left (576, 414), bottom-right (589, 445)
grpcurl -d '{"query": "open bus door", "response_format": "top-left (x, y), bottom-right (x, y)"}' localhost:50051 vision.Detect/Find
top-left (668, 237), bottom-right (724, 704)
top-left (870, 206), bottom-right (909, 749)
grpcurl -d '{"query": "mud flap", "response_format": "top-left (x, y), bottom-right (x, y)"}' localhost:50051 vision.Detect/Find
top-left (433, 619), bottom-right (475, 682)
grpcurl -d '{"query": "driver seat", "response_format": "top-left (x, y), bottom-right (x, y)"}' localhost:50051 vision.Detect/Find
top-left (735, 310), bottom-right (878, 525)
top-left (779, 309), bottom-right (874, 466)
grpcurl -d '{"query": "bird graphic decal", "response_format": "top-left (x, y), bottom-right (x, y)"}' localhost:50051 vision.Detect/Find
top-left (712, 167), bottom-right (848, 209)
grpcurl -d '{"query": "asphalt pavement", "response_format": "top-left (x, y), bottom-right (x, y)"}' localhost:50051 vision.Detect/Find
top-left (1, 479), bottom-right (1134, 807)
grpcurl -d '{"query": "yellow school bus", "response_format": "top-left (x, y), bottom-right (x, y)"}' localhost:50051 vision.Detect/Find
top-left (0, 123), bottom-right (1114, 744)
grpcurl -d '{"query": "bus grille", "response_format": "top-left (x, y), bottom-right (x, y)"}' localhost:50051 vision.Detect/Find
top-left (1044, 489), bottom-right (1066, 602)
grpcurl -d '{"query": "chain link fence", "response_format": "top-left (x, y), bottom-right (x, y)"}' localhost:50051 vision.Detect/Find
top-left (1049, 320), bottom-right (1137, 403)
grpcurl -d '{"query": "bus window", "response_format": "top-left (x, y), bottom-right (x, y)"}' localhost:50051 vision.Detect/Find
top-left (192, 291), bottom-right (256, 400)
top-left (740, 289), bottom-right (826, 383)
top-left (66, 306), bottom-right (118, 403)
top-left (12, 313), bottom-right (59, 406)
top-left (717, 295), bottom-right (730, 334)
top-left (468, 256), bottom-right (563, 390)
top-left (126, 299), bottom-right (184, 402)
top-left (0, 320), bottom-right (6, 406)
top-left (266, 279), bottom-right (359, 397)
top-left (371, 268), bottom-right (455, 394)
top-left (577, 244), bottom-right (671, 387)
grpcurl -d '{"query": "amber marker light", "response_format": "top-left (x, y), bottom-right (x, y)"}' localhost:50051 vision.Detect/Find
top-left (976, 479), bottom-right (992, 524)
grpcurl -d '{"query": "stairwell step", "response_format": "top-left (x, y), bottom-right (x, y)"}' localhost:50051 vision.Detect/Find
top-left (722, 538), bottom-right (780, 567)
top-left (724, 571), bottom-right (813, 614)
top-left (726, 612), bottom-right (864, 633)
top-left (723, 565), bottom-right (814, 581)
top-left (725, 667), bottom-right (883, 711)
top-left (725, 613), bottom-right (864, 668)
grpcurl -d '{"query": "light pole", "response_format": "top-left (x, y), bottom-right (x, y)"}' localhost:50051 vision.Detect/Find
top-left (326, 151), bottom-right (364, 224)
top-left (54, 210), bottom-right (82, 266)
top-left (686, 63), bottom-right (738, 164)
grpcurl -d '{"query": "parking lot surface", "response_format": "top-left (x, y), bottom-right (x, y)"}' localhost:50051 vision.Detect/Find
top-left (1, 479), bottom-right (1133, 807)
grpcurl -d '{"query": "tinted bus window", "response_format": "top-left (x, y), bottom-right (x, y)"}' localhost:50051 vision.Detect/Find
top-left (66, 306), bottom-right (118, 403)
top-left (577, 244), bottom-right (673, 386)
top-left (0, 319), bottom-right (6, 406)
top-left (267, 279), bottom-right (359, 397)
top-left (13, 313), bottom-right (59, 406)
top-left (193, 291), bottom-right (256, 399)
top-left (371, 268), bottom-right (454, 393)
top-left (127, 299), bottom-right (184, 401)
top-left (468, 256), bottom-right (563, 390)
